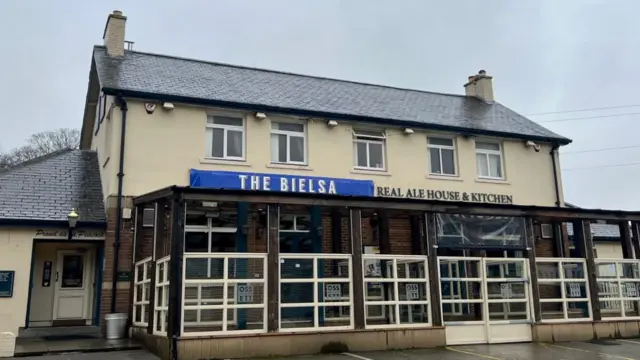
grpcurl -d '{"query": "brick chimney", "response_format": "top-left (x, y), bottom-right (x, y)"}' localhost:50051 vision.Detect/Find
top-left (103, 10), bottom-right (127, 57)
top-left (464, 70), bottom-right (494, 102)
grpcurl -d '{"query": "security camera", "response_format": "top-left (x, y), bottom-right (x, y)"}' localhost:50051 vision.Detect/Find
top-left (525, 140), bottom-right (541, 152)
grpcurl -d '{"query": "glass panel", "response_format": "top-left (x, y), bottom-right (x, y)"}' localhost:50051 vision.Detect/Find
top-left (541, 302), bottom-right (565, 320)
top-left (185, 232), bottom-right (208, 252)
top-left (322, 283), bottom-right (350, 303)
top-left (488, 302), bottom-right (527, 320)
top-left (355, 141), bottom-right (367, 167)
top-left (211, 115), bottom-right (243, 126)
top-left (368, 142), bottom-right (384, 168)
top-left (489, 154), bottom-right (502, 178)
top-left (621, 282), bottom-right (640, 298)
top-left (566, 301), bottom-right (590, 319)
top-left (487, 282), bottom-right (526, 300)
top-left (210, 233), bottom-right (236, 252)
top-left (226, 130), bottom-right (243, 158)
top-left (476, 153), bottom-right (489, 177)
top-left (623, 300), bottom-right (640, 317)
top-left (399, 282), bottom-right (428, 301)
top-left (354, 129), bottom-right (385, 138)
top-left (563, 262), bottom-right (586, 279)
top-left (396, 261), bottom-right (426, 279)
top-left (539, 283), bottom-right (562, 299)
top-left (486, 262), bottom-right (525, 278)
top-left (210, 128), bottom-right (224, 158)
top-left (281, 306), bottom-right (314, 328)
top-left (366, 305), bottom-right (395, 325)
top-left (596, 263), bottom-right (618, 278)
top-left (273, 122), bottom-right (304, 132)
top-left (185, 212), bottom-right (207, 226)
top-left (476, 142), bottom-right (500, 151)
top-left (428, 137), bottom-right (454, 146)
top-left (228, 258), bottom-right (265, 280)
top-left (400, 304), bottom-right (429, 324)
top-left (442, 148), bottom-right (455, 175)
top-left (620, 263), bottom-right (640, 279)
top-left (270, 133), bottom-right (287, 162)
top-left (280, 258), bottom-right (314, 278)
top-left (600, 300), bottom-right (623, 318)
top-left (537, 263), bottom-right (559, 279)
top-left (366, 282), bottom-right (395, 300)
top-left (429, 147), bottom-right (441, 173)
top-left (321, 306), bottom-right (351, 326)
top-left (289, 136), bottom-right (305, 162)
top-left (279, 215), bottom-right (295, 231)
top-left (295, 215), bottom-right (311, 231)
top-left (565, 282), bottom-right (588, 299)
top-left (61, 255), bottom-right (84, 288)
top-left (281, 283), bottom-right (313, 304)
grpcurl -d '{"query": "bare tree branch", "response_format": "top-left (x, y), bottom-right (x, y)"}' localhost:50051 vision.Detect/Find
top-left (0, 128), bottom-right (80, 168)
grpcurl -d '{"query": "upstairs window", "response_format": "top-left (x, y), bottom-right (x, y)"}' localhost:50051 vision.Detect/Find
top-left (475, 141), bottom-right (503, 179)
top-left (205, 115), bottom-right (244, 160)
top-left (353, 129), bottom-right (386, 170)
top-left (427, 137), bottom-right (456, 176)
top-left (270, 121), bottom-right (306, 164)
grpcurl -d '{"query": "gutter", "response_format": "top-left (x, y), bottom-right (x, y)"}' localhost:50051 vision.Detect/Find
top-left (0, 219), bottom-right (106, 228)
top-left (550, 144), bottom-right (562, 207)
top-left (101, 87), bottom-right (573, 146)
top-left (111, 94), bottom-right (128, 314)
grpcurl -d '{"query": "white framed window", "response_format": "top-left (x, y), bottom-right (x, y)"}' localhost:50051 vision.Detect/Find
top-left (205, 115), bottom-right (245, 160)
top-left (270, 121), bottom-right (306, 164)
top-left (427, 137), bottom-right (456, 176)
top-left (475, 141), bottom-right (504, 179)
top-left (536, 258), bottom-right (591, 322)
top-left (541, 224), bottom-right (553, 238)
top-left (353, 129), bottom-right (386, 170)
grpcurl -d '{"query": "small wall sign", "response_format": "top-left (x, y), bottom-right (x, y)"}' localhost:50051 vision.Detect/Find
top-left (117, 271), bottom-right (132, 282)
top-left (325, 284), bottom-right (342, 300)
top-left (0, 271), bottom-right (15, 298)
top-left (42, 261), bottom-right (52, 287)
top-left (376, 186), bottom-right (513, 204)
top-left (405, 283), bottom-right (420, 300)
top-left (237, 284), bottom-right (254, 303)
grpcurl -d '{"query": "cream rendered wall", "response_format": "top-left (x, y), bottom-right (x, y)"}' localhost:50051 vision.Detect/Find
top-left (0, 229), bottom-right (35, 335)
top-left (91, 94), bottom-right (118, 200)
top-left (28, 242), bottom-right (97, 326)
top-left (114, 99), bottom-right (561, 206)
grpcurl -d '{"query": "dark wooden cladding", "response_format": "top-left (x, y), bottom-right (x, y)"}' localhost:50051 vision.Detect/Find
top-left (267, 205), bottom-right (280, 332)
top-left (331, 208), bottom-right (342, 253)
top-left (350, 208), bottom-right (365, 329)
top-left (551, 221), bottom-right (564, 257)
top-left (619, 221), bottom-right (634, 259)
top-left (632, 222), bottom-right (640, 260)
top-left (573, 220), bottom-right (601, 321)
top-left (526, 219), bottom-right (542, 322)
top-left (409, 215), bottom-right (422, 255)
top-left (167, 193), bottom-right (185, 341)
top-left (425, 212), bottom-right (442, 326)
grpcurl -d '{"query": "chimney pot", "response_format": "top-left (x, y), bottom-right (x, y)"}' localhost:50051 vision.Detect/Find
top-left (478, 69), bottom-right (486, 76)
top-left (113, 10), bottom-right (123, 16)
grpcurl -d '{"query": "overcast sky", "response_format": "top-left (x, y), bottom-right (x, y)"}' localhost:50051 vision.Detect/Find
top-left (1, 0), bottom-right (638, 210)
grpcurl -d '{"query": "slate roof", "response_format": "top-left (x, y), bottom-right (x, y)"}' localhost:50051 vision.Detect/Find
top-left (0, 149), bottom-right (105, 223)
top-left (566, 222), bottom-right (621, 239)
top-left (93, 46), bottom-right (570, 144)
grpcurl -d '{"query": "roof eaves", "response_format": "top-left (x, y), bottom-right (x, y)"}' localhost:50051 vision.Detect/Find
top-left (103, 87), bottom-right (573, 145)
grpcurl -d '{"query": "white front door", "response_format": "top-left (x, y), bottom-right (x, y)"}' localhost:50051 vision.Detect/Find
top-left (53, 250), bottom-right (92, 322)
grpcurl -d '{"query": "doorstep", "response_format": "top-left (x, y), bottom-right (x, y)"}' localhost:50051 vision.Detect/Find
top-left (14, 337), bottom-right (142, 357)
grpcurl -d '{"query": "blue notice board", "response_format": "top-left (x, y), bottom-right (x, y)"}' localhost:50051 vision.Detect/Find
top-left (190, 169), bottom-right (375, 197)
top-left (0, 271), bottom-right (15, 298)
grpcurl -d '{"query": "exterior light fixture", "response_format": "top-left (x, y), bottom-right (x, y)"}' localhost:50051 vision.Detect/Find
top-left (404, 128), bottom-right (415, 134)
top-left (327, 120), bottom-right (339, 127)
top-left (255, 112), bottom-right (267, 120)
top-left (67, 208), bottom-right (79, 240)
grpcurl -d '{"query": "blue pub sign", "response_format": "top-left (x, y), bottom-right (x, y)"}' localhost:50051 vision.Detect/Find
top-left (189, 169), bottom-right (375, 197)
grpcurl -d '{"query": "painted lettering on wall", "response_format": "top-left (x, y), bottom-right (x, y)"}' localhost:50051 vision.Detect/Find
top-left (376, 186), bottom-right (513, 204)
top-left (34, 229), bottom-right (105, 239)
top-left (238, 174), bottom-right (337, 194)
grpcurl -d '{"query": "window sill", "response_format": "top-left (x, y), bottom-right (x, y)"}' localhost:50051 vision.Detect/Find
top-left (200, 158), bottom-right (252, 167)
top-left (351, 169), bottom-right (392, 177)
top-left (475, 177), bottom-right (510, 185)
top-left (266, 163), bottom-right (313, 171)
top-left (426, 174), bottom-right (463, 182)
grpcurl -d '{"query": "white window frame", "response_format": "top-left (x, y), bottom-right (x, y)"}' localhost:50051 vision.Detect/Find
top-left (205, 114), bottom-right (246, 161)
top-left (279, 253), bottom-right (353, 332)
top-left (270, 120), bottom-right (307, 165)
top-left (541, 224), bottom-right (553, 238)
top-left (153, 256), bottom-right (170, 336)
top-left (363, 255), bottom-right (431, 329)
top-left (475, 141), bottom-right (504, 180)
top-left (595, 259), bottom-right (640, 319)
top-left (536, 258), bottom-right (592, 322)
top-left (132, 257), bottom-right (152, 327)
top-left (353, 129), bottom-right (386, 171)
top-left (427, 136), bottom-right (457, 176)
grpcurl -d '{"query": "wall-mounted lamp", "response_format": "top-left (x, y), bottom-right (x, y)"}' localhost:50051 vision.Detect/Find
top-left (162, 102), bottom-right (175, 110)
top-left (403, 128), bottom-right (415, 135)
top-left (327, 120), bottom-right (339, 127)
top-left (67, 208), bottom-right (79, 240)
top-left (255, 112), bottom-right (268, 120)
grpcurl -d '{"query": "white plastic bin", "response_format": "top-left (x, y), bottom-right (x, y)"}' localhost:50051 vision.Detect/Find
top-left (0, 332), bottom-right (15, 358)
top-left (105, 313), bottom-right (128, 340)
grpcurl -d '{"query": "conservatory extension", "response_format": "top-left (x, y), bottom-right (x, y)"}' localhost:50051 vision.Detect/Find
top-left (128, 186), bottom-right (640, 360)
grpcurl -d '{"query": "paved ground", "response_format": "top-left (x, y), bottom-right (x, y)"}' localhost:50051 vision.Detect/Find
top-left (16, 350), bottom-right (159, 360)
top-left (254, 338), bottom-right (640, 360)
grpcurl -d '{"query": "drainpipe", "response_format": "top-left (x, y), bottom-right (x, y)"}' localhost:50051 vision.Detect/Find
top-left (550, 143), bottom-right (561, 207)
top-left (111, 95), bottom-right (128, 313)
